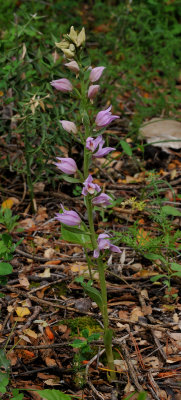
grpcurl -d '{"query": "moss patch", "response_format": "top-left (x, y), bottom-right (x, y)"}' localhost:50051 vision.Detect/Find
top-left (60, 316), bottom-right (102, 336)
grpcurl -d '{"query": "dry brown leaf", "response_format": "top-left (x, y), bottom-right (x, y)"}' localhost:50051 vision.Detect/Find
top-left (118, 310), bottom-right (129, 319)
top-left (130, 306), bottom-right (144, 322)
top-left (18, 273), bottom-right (30, 289)
top-left (58, 324), bottom-right (68, 333)
top-left (33, 182), bottom-right (45, 193)
top-left (38, 268), bottom-right (51, 278)
top-left (6, 351), bottom-right (18, 366)
top-left (44, 248), bottom-right (55, 259)
top-left (44, 378), bottom-right (60, 386)
top-left (143, 355), bottom-right (161, 368)
top-left (23, 329), bottom-right (38, 339)
top-left (169, 332), bottom-right (181, 341)
top-left (18, 218), bottom-right (36, 230)
top-left (35, 206), bottom-right (48, 222)
top-left (34, 236), bottom-right (48, 246)
top-left (45, 357), bottom-right (57, 367)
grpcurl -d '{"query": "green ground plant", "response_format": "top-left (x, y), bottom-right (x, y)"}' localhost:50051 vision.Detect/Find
top-left (0, 208), bottom-right (22, 296)
top-left (1, 0), bottom-right (180, 197)
top-left (115, 180), bottom-right (181, 300)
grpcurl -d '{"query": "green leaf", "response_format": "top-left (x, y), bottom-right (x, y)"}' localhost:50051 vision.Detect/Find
top-left (61, 225), bottom-right (92, 249)
top-left (35, 389), bottom-right (71, 400)
top-left (0, 262), bottom-right (13, 275)
top-left (145, 253), bottom-right (165, 263)
top-left (82, 284), bottom-right (103, 310)
top-left (82, 329), bottom-right (89, 339)
top-left (71, 339), bottom-right (86, 348)
top-left (88, 332), bottom-right (100, 342)
top-left (120, 140), bottom-right (132, 156)
top-left (137, 393), bottom-right (148, 400)
top-left (61, 225), bottom-right (90, 235)
top-left (0, 350), bottom-right (10, 370)
top-left (161, 205), bottom-right (181, 217)
top-left (150, 274), bottom-right (166, 282)
top-left (172, 272), bottom-right (181, 277)
top-left (170, 262), bottom-right (181, 271)
top-left (0, 371), bottom-right (9, 393)
top-left (11, 389), bottom-right (24, 400)
top-left (60, 174), bottom-right (81, 183)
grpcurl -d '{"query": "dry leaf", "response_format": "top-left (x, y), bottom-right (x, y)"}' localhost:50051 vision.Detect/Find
top-left (18, 273), bottom-right (30, 289)
top-left (45, 326), bottom-right (54, 340)
top-left (44, 378), bottom-right (60, 386)
top-left (45, 357), bottom-right (56, 367)
top-left (7, 306), bottom-right (14, 313)
top-left (20, 43), bottom-right (27, 60)
top-left (143, 356), bottom-right (160, 368)
top-left (169, 332), bottom-right (181, 341)
top-left (2, 197), bottom-right (19, 209)
top-left (35, 206), bottom-right (48, 222)
top-left (6, 351), bottom-right (18, 366)
top-left (44, 248), bottom-right (55, 259)
top-left (130, 306), bottom-right (144, 322)
top-left (23, 329), bottom-right (37, 339)
top-left (140, 118), bottom-right (181, 152)
top-left (38, 268), bottom-right (51, 278)
top-left (15, 307), bottom-right (31, 317)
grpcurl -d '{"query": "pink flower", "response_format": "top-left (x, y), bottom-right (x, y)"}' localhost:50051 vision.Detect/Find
top-left (89, 67), bottom-right (105, 83)
top-left (50, 78), bottom-right (73, 92)
top-left (93, 233), bottom-right (121, 258)
top-left (60, 120), bottom-right (77, 134)
top-left (93, 144), bottom-right (115, 158)
top-left (55, 157), bottom-right (77, 174)
top-left (86, 136), bottom-right (104, 152)
top-left (92, 193), bottom-right (112, 207)
top-left (65, 61), bottom-right (80, 73)
top-left (88, 85), bottom-right (100, 100)
top-left (86, 135), bottom-right (115, 158)
top-left (55, 205), bottom-right (81, 226)
top-left (95, 105), bottom-right (119, 128)
top-left (82, 175), bottom-right (101, 196)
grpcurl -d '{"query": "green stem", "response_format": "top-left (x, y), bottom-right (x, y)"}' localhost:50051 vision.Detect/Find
top-left (85, 195), bottom-right (116, 381)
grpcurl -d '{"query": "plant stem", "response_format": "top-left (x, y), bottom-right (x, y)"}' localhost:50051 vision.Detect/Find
top-left (85, 195), bottom-right (116, 380)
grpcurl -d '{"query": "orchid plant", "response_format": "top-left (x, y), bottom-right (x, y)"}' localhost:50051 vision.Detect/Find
top-left (51, 26), bottom-right (121, 381)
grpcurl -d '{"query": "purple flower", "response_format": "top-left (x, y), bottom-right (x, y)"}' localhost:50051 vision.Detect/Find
top-left (86, 136), bottom-right (104, 152)
top-left (86, 135), bottom-right (115, 158)
top-left (92, 193), bottom-right (112, 207)
top-left (95, 105), bottom-right (119, 128)
top-left (55, 205), bottom-right (81, 226)
top-left (93, 233), bottom-right (121, 258)
top-left (82, 175), bottom-right (101, 196)
top-left (55, 157), bottom-right (77, 174)
top-left (93, 144), bottom-right (115, 158)
top-left (88, 85), bottom-right (100, 100)
top-left (60, 120), bottom-right (77, 134)
top-left (89, 67), bottom-right (105, 83)
top-left (65, 61), bottom-right (80, 73)
top-left (50, 78), bottom-right (73, 92)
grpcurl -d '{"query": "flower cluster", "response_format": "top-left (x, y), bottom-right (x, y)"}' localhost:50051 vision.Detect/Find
top-left (52, 26), bottom-right (120, 258)
top-left (93, 234), bottom-right (121, 258)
